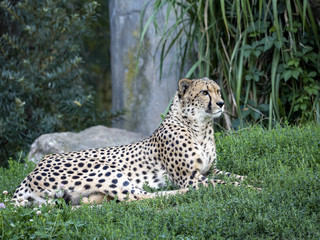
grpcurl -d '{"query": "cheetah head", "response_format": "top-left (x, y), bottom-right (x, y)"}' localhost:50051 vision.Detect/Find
top-left (177, 77), bottom-right (224, 120)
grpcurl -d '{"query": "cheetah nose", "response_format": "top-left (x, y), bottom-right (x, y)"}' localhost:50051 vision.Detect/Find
top-left (216, 101), bottom-right (224, 108)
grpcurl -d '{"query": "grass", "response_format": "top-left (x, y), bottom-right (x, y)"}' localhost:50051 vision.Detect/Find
top-left (0, 124), bottom-right (319, 239)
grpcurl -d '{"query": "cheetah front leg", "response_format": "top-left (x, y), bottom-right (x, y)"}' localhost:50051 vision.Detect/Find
top-left (183, 170), bottom-right (241, 189)
top-left (212, 168), bottom-right (262, 187)
top-left (132, 188), bottom-right (189, 201)
top-left (80, 172), bottom-right (250, 206)
top-left (212, 168), bottom-right (246, 181)
top-left (181, 169), bottom-right (261, 191)
top-left (82, 188), bottom-right (190, 204)
top-left (211, 169), bottom-right (261, 191)
top-left (128, 175), bottom-right (245, 201)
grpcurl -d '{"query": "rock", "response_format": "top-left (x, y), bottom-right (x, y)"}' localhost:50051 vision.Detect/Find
top-left (109, 1), bottom-right (185, 135)
top-left (28, 125), bottom-right (147, 163)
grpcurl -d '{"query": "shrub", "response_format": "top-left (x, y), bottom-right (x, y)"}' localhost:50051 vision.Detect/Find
top-left (0, 0), bottom-right (115, 165)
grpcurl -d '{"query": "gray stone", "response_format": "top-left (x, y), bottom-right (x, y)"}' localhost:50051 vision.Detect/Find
top-left (109, 1), bottom-right (184, 135)
top-left (28, 125), bottom-right (147, 163)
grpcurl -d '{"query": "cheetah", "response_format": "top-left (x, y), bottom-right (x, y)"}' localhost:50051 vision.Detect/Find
top-left (13, 77), bottom-right (252, 207)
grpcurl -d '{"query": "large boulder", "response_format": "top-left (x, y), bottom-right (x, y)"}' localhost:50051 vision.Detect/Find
top-left (28, 125), bottom-right (147, 163)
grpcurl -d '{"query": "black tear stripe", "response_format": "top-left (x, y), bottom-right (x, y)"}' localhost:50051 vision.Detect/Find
top-left (207, 94), bottom-right (212, 112)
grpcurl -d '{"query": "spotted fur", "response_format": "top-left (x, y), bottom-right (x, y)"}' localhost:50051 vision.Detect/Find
top-left (12, 78), bottom-right (249, 206)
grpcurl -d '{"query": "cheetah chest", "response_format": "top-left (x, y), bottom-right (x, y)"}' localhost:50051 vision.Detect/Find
top-left (198, 140), bottom-right (216, 174)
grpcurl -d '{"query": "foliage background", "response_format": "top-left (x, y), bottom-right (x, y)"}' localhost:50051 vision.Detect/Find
top-left (147, 0), bottom-right (320, 129)
top-left (1, 0), bottom-right (319, 165)
top-left (0, 0), bottom-right (114, 165)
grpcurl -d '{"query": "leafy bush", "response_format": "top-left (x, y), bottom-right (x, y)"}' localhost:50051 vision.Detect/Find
top-left (144, 0), bottom-right (320, 128)
top-left (0, 0), bottom-right (116, 165)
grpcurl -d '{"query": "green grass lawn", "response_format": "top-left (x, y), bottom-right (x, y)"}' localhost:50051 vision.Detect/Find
top-left (0, 124), bottom-right (319, 239)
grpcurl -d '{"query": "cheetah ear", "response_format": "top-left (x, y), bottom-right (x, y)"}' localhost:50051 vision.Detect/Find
top-left (178, 78), bottom-right (192, 98)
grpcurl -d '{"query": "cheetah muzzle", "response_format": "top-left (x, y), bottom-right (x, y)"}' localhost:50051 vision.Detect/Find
top-left (12, 77), bottom-right (258, 207)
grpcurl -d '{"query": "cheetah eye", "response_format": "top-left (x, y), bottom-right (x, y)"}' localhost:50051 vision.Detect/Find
top-left (217, 90), bottom-right (221, 95)
top-left (200, 90), bottom-right (208, 96)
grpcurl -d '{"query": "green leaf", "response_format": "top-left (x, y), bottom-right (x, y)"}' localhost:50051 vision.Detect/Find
top-left (245, 74), bottom-right (253, 81)
top-left (243, 50), bottom-right (252, 58)
top-left (241, 108), bottom-right (251, 118)
top-left (253, 73), bottom-right (260, 82)
top-left (259, 104), bottom-right (269, 112)
top-left (292, 69), bottom-right (301, 80)
top-left (264, 38), bottom-right (275, 51)
top-left (287, 59), bottom-right (299, 67)
top-left (253, 50), bottom-right (261, 58)
top-left (282, 70), bottom-right (292, 81)
top-left (274, 40), bottom-right (282, 49)
top-left (300, 104), bottom-right (307, 111)
top-left (251, 110), bottom-right (260, 121)
top-left (308, 71), bottom-right (317, 78)
top-left (301, 45), bottom-right (313, 54)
